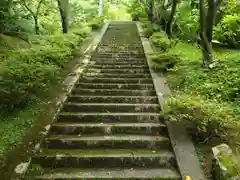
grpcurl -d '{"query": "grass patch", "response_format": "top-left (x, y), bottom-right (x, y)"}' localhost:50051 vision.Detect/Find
top-left (0, 97), bottom-right (48, 156)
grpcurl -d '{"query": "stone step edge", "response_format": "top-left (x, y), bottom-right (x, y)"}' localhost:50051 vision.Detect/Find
top-left (35, 168), bottom-right (181, 179)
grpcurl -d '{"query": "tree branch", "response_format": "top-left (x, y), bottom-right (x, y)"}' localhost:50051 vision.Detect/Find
top-left (36, 0), bottom-right (45, 16)
top-left (21, 0), bottom-right (35, 17)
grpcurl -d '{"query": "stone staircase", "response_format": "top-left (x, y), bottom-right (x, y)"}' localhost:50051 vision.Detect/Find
top-left (28, 22), bottom-right (181, 179)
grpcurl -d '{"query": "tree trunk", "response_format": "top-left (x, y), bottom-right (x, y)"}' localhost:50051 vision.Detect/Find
top-left (33, 16), bottom-right (40, 34)
top-left (147, 0), bottom-right (154, 22)
top-left (200, 32), bottom-right (213, 67)
top-left (166, 0), bottom-right (177, 37)
top-left (199, 0), bottom-right (213, 67)
top-left (57, 0), bottom-right (69, 33)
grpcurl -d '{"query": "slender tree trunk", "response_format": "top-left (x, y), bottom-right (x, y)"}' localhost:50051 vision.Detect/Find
top-left (33, 16), bottom-right (40, 34)
top-left (21, 0), bottom-right (44, 34)
top-left (57, 0), bottom-right (69, 33)
top-left (166, 0), bottom-right (177, 37)
top-left (199, 0), bottom-right (213, 67)
top-left (147, 0), bottom-right (154, 22)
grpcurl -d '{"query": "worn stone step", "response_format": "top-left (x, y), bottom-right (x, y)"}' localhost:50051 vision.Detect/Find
top-left (95, 51), bottom-right (145, 54)
top-left (67, 95), bottom-right (158, 104)
top-left (57, 113), bottom-right (162, 123)
top-left (43, 135), bottom-right (171, 149)
top-left (98, 45), bottom-right (143, 49)
top-left (85, 68), bottom-right (150, 74)
top-left (50, 122), bottom-right (166, 135)
top-left (96, 49), bottom-right (144, 54)
top-left (91, 53), bottom-right (146, 58)
top-left (75, 83), bottom-right (154, 90)
top-left (33, 149), bottom-right (175, 168)
top-left (62, 103), bottom-right (160, 113)
top-left (90, 56), bottom-right (146, 61)
top-left (98, 41), bottom-right (142, 46)
top-left (96, 48), bottom-right (144, 53)
top-left (89, 60), bottom-right (147, 65)
top-left (80, 77), bottom-right (153, 84)
top-left (71, 89), bottom-right (156, 96)
top-left (35, 168), bottom-right (181, 180)
top-left (83, 73), bottom-right (151, 78)
top-left (87, 64), bottom-right (149, 69)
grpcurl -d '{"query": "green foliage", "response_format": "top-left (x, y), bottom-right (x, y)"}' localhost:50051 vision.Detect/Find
top-left (88, 17), bottom-right (105, 30)
top-left (142, 23), bottom-right (161, 38)
top-left (126, 0), bottom-right (147, 20)
top-left (160, 42), bottom-right (240, 145)
top-left (214, 14), bottom-right (240, 48)
top-left (0, 61), bottom-right (60, 109)
top-left (150, 31), bottom-right (171, 52)
top-left (150, 53), bottom-right (180, 72)
top-left (175, 1), bottom-right (199, 41)
top-left (0, 97), bottom-right (48, 156)
top-left (0, 30), bottom-right (87, 110)
top-left (70, 0), bottom-right (99, 24)
top-left (163, 93), bottom-right (239, 143)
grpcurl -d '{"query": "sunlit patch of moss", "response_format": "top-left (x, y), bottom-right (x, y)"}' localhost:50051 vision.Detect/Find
top-left (218, 152), bottom-right (240, 178)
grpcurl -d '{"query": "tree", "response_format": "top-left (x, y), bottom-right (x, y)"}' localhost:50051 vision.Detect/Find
top-left (57, 0), bottom-right (69, 33)
top-left (166, 0), bottom-right (178, 37)
top-left (0, 0), bottom-right (14, 33)
top-left (139, 0), bottom-right (154, 21)
top-left (20, 0), bottom-right (45, 34)
top-left (199, 0), bottom-right (220, 68)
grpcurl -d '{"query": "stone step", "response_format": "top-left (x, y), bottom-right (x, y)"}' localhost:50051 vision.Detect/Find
top-left (75, 83), bottom-right (154, 90)
top-left (96, 48), bottom-right (144, 52)
top-left (87, 64), bottom-right (149, 69)
top-left (95, 51), bottom-right (145, 54)
top-left (35, 168), bottom-right (181, 180)
top-left (67, 95), bottom-right (158, 104)
top-left (50, 122), bottom-right (166, 135)
top-left (89, 60), bottom-right (147, 65)
top-left (98, 45), bottom-right (143, 48)
top-left (83, 73), bottom-right (151, 78)
top-left (91, 53), bottom-right (146, 58)
top-left (43, 135), bottom-right (171, 149)
top-left (85, 68), bottom-right (150, 74)
top-left (71, 89), bottom-right (156, 96)
top-left (80, 77), bottom-right (153, 84)
top-left (57, 113), bottom-right (162, 123)
top-left (62, 103), bottom-right (160, 113)
top-left (99, 43), bottom-right (142, 46)
top-left (90, 56), bottom-right (146, 61)
top-left (96, 49), bottom-right (144, 53)
top-left (33, 149), bottom-right (175, 168)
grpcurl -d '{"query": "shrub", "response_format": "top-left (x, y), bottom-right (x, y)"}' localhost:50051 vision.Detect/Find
top-left (0, 30), bottom-right (88, 110)
top-left (0, 61), bottom-right (60, 109)
top-left (150, 53), bottom-right (180, 72)
top-left (175, 2), bottom-right (199, 41)
top-left (162, 93), bottom-right (240, 144)
top-left (214, 14), bottom-right (240, 48)
top-left (126, 0), bottom-right (147, 21)
top-left (142, 23), bottom-right (161, 38)
top-left (150, 31), bottom-right (171, 51)
top-left (88, 17), bottom-right (105, 30)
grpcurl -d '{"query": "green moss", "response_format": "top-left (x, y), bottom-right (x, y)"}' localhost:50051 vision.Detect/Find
top-left (150, 53), bottom-right (180, 72)
top-left (88, 17), bottom-right (105, 30)
top-left (150, 32), bottom-right (171, 52)
top-left (24, 164), bottom-right (44, 179)
top-left (219, 152), bottom-right (240, 177)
